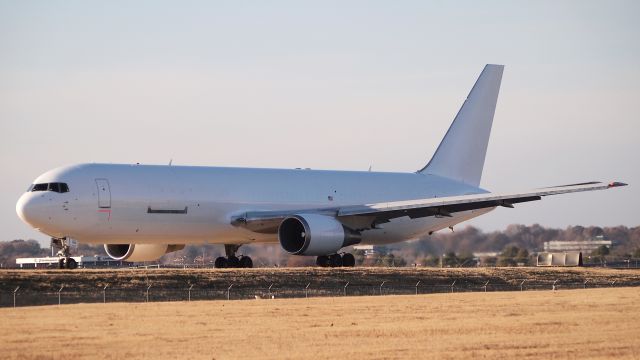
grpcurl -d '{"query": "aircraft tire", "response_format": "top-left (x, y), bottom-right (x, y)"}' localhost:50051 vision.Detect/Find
top-left (214, 256), bottom-right (227, 268)
top-left (66, 258), bottom-right (78, 269)
top-left (316, 255), bottom-right (330, 267)
top-left (58, 258), bottom-right (65, 269)
top-left (329, 254), bottom-right (343, 268)
top-left (239, 256), bottom-right (253, 268)
top-left (227, 256), bottom-right (240, 268)
top-left (342, 253), bottom-right (356, 267)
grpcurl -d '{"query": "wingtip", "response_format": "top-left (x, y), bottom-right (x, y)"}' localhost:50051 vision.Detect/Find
top-left (608, 181), bottom-right (628, 188)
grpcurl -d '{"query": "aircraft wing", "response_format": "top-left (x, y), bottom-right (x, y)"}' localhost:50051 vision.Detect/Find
top-left (231, 181), bottom-right (627, 233)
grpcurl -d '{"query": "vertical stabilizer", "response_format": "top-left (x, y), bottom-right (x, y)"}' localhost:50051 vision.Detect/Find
top-left (418, 64), bottom-right (504, 186)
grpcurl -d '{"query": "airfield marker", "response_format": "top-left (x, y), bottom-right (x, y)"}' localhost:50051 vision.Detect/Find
top-left (103, 285), bottom-right (109, 303)
top-left (13, 286), bottom-right (20, 308)
top-left (227, 284), bottom-right (234, 300)
top-left (58, 285), bottom-right (64, 306)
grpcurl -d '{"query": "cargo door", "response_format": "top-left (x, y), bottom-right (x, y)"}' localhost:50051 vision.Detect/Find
top-left (95, 179), bottom-right (111, 208)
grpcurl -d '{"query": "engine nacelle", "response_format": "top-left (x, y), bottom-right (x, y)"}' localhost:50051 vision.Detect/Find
top-left (104, 244), bottom-right (185, 262)
top-left (278, 214), bottom-right (361, 256)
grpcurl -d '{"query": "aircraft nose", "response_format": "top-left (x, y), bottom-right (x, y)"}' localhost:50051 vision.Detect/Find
top-left (16, 193), bottom-right (41, 227)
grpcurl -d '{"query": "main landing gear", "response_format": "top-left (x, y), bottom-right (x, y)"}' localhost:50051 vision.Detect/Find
top-left (214, 244), bottom-right (253, 268)
top-left (316, 253), bottom-right (356, 268)
top-left (52, 238), bottom-right (78, 269)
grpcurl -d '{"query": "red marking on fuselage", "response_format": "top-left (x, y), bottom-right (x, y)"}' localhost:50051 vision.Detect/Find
top-left (98, 209), bottom-right (111, 221)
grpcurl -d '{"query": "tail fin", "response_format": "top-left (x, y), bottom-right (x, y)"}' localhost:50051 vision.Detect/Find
top-left (418, 64), bottom-right (504, 186)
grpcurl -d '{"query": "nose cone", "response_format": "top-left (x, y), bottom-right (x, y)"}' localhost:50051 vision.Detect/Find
top-left (16, 193), bottom-right (41, 228)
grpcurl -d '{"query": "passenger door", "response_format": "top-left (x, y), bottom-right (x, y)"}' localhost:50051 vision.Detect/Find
top-left (95, 179), bottom-right (111, 208)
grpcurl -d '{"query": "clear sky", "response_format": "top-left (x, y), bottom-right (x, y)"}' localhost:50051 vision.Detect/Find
top-left (1, 0), bottom-right (638, 246)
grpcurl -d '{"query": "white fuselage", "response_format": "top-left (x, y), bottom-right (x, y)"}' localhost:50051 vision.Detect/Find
top-left (16, 163), bottom-right (494, 247)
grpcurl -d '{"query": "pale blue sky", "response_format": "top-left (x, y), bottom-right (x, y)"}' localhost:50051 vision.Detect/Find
top-left (1, 1), bottom-right (638, 245)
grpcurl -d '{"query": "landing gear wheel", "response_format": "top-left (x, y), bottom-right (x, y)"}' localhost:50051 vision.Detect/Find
top-left (342, 253), bottom-right (356, 267)
top-left (214, 257), bottom-right (227, 268)
top-left (316, 255), bottom-right (330, 267)
top-left (65, 258), bottom-right (78, 269)
top-left (329, 254), bottom-right (343, 268)
top-left (239, 256), bottom-right (253, 268)
top-left (58, 258), bottom-right (65, 269)
top-left (227, 256), bottom-right (240, 268)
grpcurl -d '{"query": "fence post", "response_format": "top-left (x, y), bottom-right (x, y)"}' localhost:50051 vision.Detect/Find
top-left (520, 280), bottom-right (526, 292)
top-left (58, 285), bottom-right (64, 306)
top-left (552, 279), bottom-right (559, 291)
top-left (415, 281), bottom-right (420, 295)
top-left (146, 285), bottom-right (152, 302)
top-left (379, 281), bottom-right (386, 296)
top-left (483, 281), bottom-right (489, 293)
top-left (343, 282), bottom-right (349, 296)
top-left (13, 286), bottom-right (20, 308)
top-left (305, 283), bottom-right (310, 298)
top-left (268, 283), bottom-right (274, 299)
top-left (450, 280), bottom-right (456, 293)
top-left (227, 284), bottom-right (234, 300)
top-left (188, 285), bottom-right (194, 302)
top-left (103, 285), bottom-right (109, 303)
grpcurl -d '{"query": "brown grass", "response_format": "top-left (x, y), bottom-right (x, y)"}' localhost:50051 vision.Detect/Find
top-left (3, 267), bottom-right (640, 292)
top-left (1, 287), bottom-right (639, 359)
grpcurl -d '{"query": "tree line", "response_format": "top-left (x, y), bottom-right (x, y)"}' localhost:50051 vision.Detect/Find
top-left (2, 224), bottom-right (639, 268)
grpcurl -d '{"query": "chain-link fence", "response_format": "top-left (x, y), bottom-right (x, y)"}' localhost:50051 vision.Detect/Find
top-left (1, 280), bottom-right (629, 308)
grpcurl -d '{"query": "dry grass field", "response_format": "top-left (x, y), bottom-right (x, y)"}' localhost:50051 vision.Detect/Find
top-left (1, 287), bottom-right (639, 360)
top-left (3, 267), bottom-right (640, 292)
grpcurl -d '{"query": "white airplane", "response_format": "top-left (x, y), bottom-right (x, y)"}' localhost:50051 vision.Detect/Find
top-left (16, 64), bottom-right (626, 269)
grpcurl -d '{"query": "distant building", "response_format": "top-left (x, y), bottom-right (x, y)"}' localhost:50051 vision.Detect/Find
top-left (543, 236), bottom-right (612, 252)
top-left (16, 255), bottom-right (125, 269)
top-left (537, 252), bottom-right (583, 267)
top-left (352, 245), bottom-right (386, 257)
top-left (472, 252), bottom-right (499, 258)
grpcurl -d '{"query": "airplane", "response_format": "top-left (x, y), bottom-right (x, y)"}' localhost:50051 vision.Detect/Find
top-left (15, 64), bottom-right (626, 269)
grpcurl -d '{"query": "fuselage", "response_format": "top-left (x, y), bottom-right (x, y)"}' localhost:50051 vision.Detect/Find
top-left (16, 163), bottom-right (494, 246)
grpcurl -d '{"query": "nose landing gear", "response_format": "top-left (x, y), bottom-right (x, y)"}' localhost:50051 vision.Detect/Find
top-left (52, 238), bottom-right (78, 269)
top-left (214, 244), bottom-right (253, 268)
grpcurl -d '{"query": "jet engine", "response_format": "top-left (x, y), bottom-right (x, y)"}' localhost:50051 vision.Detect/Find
top-left (104, 244), bottom-right (185, 262)
top-left (278, 214), bottom-right (361, 256)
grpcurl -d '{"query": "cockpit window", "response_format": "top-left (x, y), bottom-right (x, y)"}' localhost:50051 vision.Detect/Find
top-left (30, 183), bottom-right (69, 193)
top-left (32, 183), bottom-right (48, 191)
